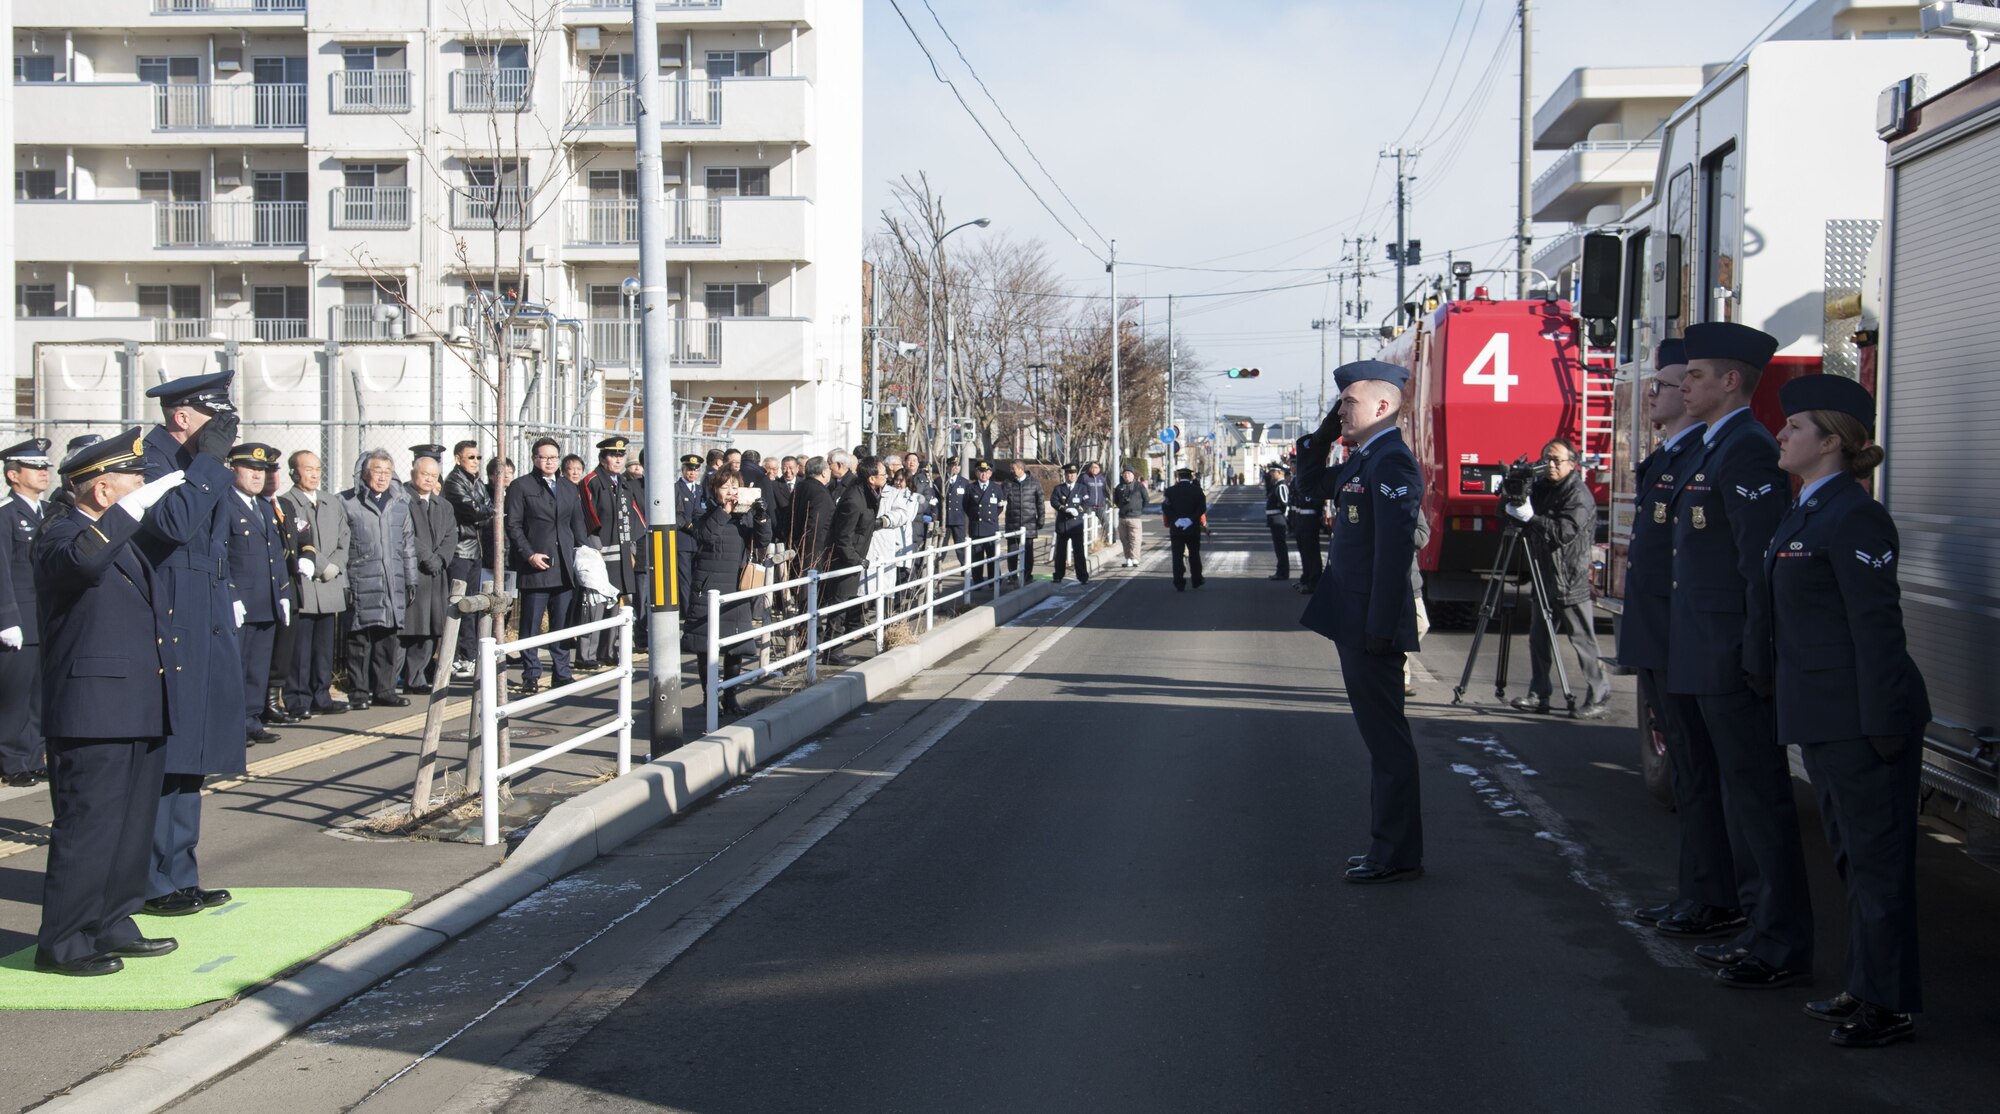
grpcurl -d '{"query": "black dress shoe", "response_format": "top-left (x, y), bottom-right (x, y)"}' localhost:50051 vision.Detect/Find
top-left (142, 891), bottom-right (202, 917)
top-left (511, 678), bottom-right (540, 695)
top-left (290, 706), bottom-right (315, 720)
top-left (1344, 862), bottom-right (1424, 884)
top-left (3, 769), bottom-right (46, 787)
top-left (261, 705), bottom-right (297, 726)
top-left (1191, 578), bottom-right (1205, 589)
top-left (107, 936), bottom-right (178, 958)
top-left (346, 697), bottom-right (373, 712)
top-left (1509, 695), bottom-right (1552, 714)
top-left (1830, 1004), bottom-right (1915, 1048)
top-left (1656, 905), bottom-right (1747, 938)
top-left (1634, 899), bottom-right (1684, 926)
top-left (372, 693), bottom-right (411, 708)
top-left (188, 886), bottom-right (231, 908)
top-left (1693, 942), bottom-right (1751, 968)
top-left (1346, 854), bottom-right (1370, 867)
top-left (1805, 992), bottom-right (1863, 1022)
top-left (1715, 956), bottom-right (1810, 989)
top-left (403, 683), bottom-right (433, 696)
top-left (33, 953), bottom-right (123, 977)
top-left (825, 650), bottom-right (858, 667)
top-left (248, 727), bottom-right (281, 745)
top-left (1173, 582), bottom-right (1186, 592)
top-left (312, 701), bottom-right (348, 715)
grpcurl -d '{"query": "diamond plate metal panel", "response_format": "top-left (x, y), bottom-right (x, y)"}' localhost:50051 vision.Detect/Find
top-left (1822, 218), bottom-right (1878, 379)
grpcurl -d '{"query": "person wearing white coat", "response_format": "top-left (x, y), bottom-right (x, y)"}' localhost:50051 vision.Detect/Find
top-left (862, 474), bottom-right (920, 600)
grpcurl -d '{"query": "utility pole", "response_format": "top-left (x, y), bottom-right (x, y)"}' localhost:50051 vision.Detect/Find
top-left (1108, 239), bottom-right (1121, 472)
top-left (633, 0), bottom-right (681, 758)
top-left (1165, 293), bottom-right (1176, 478)
top-left (866, 267), bottom-right (880, 455)
top-left (1343, 236), bottom-right (1372, 365)
top-left (1381, 150), bottom-right (1418, 322)
top-left (1518, 0), bottom-right (1534, 299)
top-left (1311, 310), bottom-right (1335, 416)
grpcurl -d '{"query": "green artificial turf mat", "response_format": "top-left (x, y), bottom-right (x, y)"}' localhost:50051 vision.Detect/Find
top-left (0, 887), bottom-right (412, 1010)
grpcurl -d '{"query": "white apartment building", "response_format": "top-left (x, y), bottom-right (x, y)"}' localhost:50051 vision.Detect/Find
top-left (1531, 0), bottom-right (1925, 291)
top-left (8, 0), bottom-right (861, 465)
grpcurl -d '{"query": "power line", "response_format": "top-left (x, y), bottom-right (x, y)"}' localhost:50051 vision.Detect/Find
top-left (1388, 0), bottom-right (1477, 149)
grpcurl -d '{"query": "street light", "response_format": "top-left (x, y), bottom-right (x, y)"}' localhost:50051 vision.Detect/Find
top-left (929, 217), bottom-right (992, 464)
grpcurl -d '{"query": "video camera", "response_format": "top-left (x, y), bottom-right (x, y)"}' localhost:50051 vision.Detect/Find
top-left (1496, 455), bottom-right (1550, 505)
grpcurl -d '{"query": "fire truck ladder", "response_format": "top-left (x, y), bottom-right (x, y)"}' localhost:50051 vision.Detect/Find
top-left (1579, 356), bottom-right (1617, 475)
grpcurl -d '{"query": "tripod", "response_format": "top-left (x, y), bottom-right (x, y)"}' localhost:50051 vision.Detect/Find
top-left (1451, 510), bottom-right (1579, 715)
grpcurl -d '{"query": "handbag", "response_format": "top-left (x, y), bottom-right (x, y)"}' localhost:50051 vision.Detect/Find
top-left (738, 559), bottom-right (770, 591)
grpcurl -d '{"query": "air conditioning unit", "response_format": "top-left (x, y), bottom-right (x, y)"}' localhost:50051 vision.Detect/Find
top-left (660, 44), bottom-right (684, 68)
top-left (216, 48), bottom-right (242, 73)
top-left (576, 27), bottom-right (602, 51)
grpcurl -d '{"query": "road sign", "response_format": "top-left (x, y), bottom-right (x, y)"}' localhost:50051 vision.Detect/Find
top-left (1158, 427), bottom-right (1177, 444)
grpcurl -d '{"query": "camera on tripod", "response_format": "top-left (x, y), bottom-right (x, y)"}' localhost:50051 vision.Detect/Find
top-left (1496, 455), bottom-right (1550, 505)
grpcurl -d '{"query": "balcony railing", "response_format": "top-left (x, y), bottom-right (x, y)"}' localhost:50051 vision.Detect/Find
top-left (566, 1), bottom-right (723, 9)
top-left (330, 70), bottom-right (412, 114)
top-left (149, 317), bottom-right (306, 341)
top-left (450, 69), bottom-right (532, 113)
top-left (563, 197), bottom-right (721, 246)
top-left (568, 78), bottom-right (719, 127)
top-left (1531, 139), bottom-right (1660, 193)
top-left (155, 83), bottom-right (305, 130)
top-left (451, 187), bottom-right (534, 230)
top-left (154, 200), bottom-right (307, 247)
top-left (332, 304), bottom-right (409, 341)
top-left (331, 186), bottom-right (414, 230)
top-left (151, 0), bottom-right (306, 12)
top-left (587, 317), bottom-right (721, 367)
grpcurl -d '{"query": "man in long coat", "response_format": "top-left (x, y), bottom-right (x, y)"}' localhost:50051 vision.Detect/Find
top-left (401, 453), bottom-right (457, 693)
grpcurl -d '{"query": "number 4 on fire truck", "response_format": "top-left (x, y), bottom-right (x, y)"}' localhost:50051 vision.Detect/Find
top-left (1462, 332), bottom-right (1517, 403)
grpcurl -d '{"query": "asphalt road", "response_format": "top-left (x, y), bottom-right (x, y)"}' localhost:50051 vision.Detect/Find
top-left (181, 489), bottom-right (2000, 1113)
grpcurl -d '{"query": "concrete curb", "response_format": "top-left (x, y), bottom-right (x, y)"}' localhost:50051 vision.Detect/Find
top-left (32, 580), bottom-right (1056, 1114)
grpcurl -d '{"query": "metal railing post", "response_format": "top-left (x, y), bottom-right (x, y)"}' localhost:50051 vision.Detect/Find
top-left (479, 635), bottom-right (501, 847)
top-left (805, 569), bottom-right (820, 684)
top-left (616, 607), bottom-right (634, 775)
top-left (705, 589), bottom-right (723, 734)
top-left (962, 536), bottom-right (974, 601)
top-left (874, 570), bottom-right (887, 652)
top-left (924, 549), bottom-right (938, 632)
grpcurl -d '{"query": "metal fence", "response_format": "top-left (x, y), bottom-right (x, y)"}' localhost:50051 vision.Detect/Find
top-left (563, 197), bottom-right (721, 247)
top-left (331, 186), bottom-right (413, 230)
top-left (451, 187), bottom-right (533, 231)
top-left (154, 200), bottom-right (307, 247)
top-left (154, 83), bottom-right (305, 130)
top-left (451, 68), bottom-right (532, 113)
top-left (477, 607), bottom-right (636, 846)
top-left (330, 70), bottom-right (412, 114)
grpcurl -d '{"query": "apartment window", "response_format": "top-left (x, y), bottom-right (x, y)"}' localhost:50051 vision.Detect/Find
top-left (344, 278), bottom-right (405, 306)
top-left (15, 170), bottom-right (61, 200)
top-left (703, 282), bottom-right (768, 317)
top-left (704, 167), bottom-right (770, 197)
top-left (138, 56), bottom-right (202, 85)
top-left (336, 279), bottom-right (406, 340)
top-left (585, 53), bottom-right (632, 80)
top-left (337, 45), bottom-right (411, 113)
top-left (457, 42), bottom-right (530, 111)
top-left (17, 284), bottom-right (62, 318)
top-left (252, 286), bottom-right (309, 340)
top-left (140, 284), bottom-right (205, 339)
top-left (705, 51), bottom-right (769, 78)
top-left (14, 56), bottom-right (57, 83)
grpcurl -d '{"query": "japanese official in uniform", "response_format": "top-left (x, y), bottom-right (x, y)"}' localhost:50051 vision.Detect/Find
top-left (1298, 360), bottom-right (1425, 884)
top-left (1762, 374), bottom-right (1930, 1047)
top-left (224, 444), bottom-right (290, 746)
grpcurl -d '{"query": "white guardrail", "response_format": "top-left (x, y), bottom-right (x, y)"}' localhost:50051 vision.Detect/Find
top-left (477, 606), bottom-right (636, 846)
top-left (699, 511), bottom-right (1117, 732)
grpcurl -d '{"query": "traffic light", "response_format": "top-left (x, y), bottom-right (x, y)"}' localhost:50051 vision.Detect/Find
top-left (1225, 367), bottom-right (1261, 379)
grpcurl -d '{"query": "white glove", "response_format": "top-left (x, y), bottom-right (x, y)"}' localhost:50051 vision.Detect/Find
top-left (280, 599), bottom-right (291, 626)
top-left (1173, 517), bottom-right (1194, 529)
top-left (234, 600), bottom-right (247, 628)
top-left (115, 470), bottom-right (187, 518)
top-left (319, 562), bottom-right (340, 581)
top-left (297, 557), bottom-right (315, 580)
top-left (0, 626), bottom-right (20, 651)
top-left (1504, 501), bottom-right (1535, 524)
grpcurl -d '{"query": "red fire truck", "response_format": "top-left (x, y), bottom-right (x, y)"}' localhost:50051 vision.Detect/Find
top-left (1376, 288), bottom-right (1613, 611)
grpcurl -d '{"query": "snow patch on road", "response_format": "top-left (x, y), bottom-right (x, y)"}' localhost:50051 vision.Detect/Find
top-left (1457, 733), bottom-right (1538, 776)
top-left (718, 742), bottom-right (825, 798)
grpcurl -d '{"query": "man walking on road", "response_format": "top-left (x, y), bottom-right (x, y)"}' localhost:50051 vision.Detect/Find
top-left (1113, 467), bottom-right (1147, 568)
top-left (1299, 361), bottom-right (1425, 884)
top-left (1160, 467), bottom-right (1206, 591)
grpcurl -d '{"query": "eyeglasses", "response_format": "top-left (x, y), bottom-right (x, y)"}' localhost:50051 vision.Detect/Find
top-left (1647, 380), bottom-right (1685, 396)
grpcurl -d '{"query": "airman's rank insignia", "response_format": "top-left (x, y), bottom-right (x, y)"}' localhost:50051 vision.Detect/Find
top-left (1652, 501), bottom-right (1666, 523)
top-left (1694, 474), bottom-right (1704, 483)
top-left (1691, 506), bottom-right (1708, 529)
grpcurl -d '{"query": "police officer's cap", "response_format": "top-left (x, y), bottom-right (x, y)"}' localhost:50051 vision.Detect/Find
top-left (1780, 374), bottom-right (1876, 435)
top-left (62, 428), bottom-right (148, 483)
top-left (1655, 338), bottom-right (1688, 370)
top-left (64, 433), bottom-right (102, 455)
top-left (1063, 463), bottom-right (1079, 474)
top-left (1332, 359), bottom-right (1410, 393)
top-left (1682, 322), bottom-right (1778, 371)
top-left (596, 436), bottom-right (630, 455)
top-left (145, 370), bottom-right (237, 413)
top-left (409, 443), bottom-right (447, 462)
top-left (680, 453), bottom-right (703, 469)
top-left (1, 437), bottom-right (53, 468)
top-left (946, 455), bottom-right (960, 466)
top-left (974, 459), bottom-right (992, 472)
top-left (229, 443), bottom-right (281, 471)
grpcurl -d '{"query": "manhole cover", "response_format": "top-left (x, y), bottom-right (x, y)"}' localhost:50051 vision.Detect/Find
top-left (440, 725), bottom-right (556, 741)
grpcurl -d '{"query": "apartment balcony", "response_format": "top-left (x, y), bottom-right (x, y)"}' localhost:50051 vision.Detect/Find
top-left (14, 0), bottom-right (305, 29)
top-left (331, 304), bottom-right (410, 342)
top-left (450, 187), bottom-right (535, 231)
top-left (1533, 66), bottom-right (1707, 149)
top-left (565, 78), bottom-right (812, 142)
top-left (450, 69), bottom-right (533, 113)
top-left (559, 0), bottom-right (815, 26)
top-left (156, 83), bottom-right (306, 131)
top-left (585, 317), bottom-right (720, 368)
top-left (561, 196), bottom-right (810, 262)
top-left (147, 317), bottom-right (309, 342)
top-left (331, 187), bottom-right (414, 230)
top-left (11, 200), bottom-right (310, 262)
top-left (156, 201), bottom-right (308, 249)
top-left (10, 82), bottom-right (302, 146)
top-left (584, 317), bottom-right (807, 380)
top-left (1531, 140), bottom-right (1660, 224)
top-left (329, 70), bottom-right (413, 115)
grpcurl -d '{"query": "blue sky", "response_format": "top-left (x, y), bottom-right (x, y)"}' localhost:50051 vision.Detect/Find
top-left (863, 0), bottom-right (1780, 419)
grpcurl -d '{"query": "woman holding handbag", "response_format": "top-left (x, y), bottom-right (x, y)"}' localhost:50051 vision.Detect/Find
top-left (683, 468), bottom-right (771, 717)
top-left (864, 468), bottom-right (920, 606)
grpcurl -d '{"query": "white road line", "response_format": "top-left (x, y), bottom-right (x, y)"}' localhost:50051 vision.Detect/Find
top-left (365, 552), bottom-right (1151, 1111)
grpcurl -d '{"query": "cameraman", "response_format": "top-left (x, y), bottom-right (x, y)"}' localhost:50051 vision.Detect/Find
top-left (1503, 438), bottom-right (1610, 716)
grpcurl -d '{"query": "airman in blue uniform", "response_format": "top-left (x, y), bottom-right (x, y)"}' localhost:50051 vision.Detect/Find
top-left (135, 370), bottom-right (244, 917)
top-left (226, 444), bottom-right (290, 746)
top-left (1617, 340), bottom-right (1748, 940)
top-left (32, 431), bottom-right (184, 975)
top-left (1667, 322), bottom-right (1814, 988)
top-left (0, 437), bottom-right (54, 785)
top-left (1760, 374), bottom-right (1929, 1047)
top-left (1299, 360), bottom-right (1425, 884)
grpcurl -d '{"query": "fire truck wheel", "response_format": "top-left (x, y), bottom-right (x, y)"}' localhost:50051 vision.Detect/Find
top-left (1636, 681), bottom-right (1676, 810)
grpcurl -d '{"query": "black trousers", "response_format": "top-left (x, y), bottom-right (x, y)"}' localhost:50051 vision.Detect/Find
top-left (239, 619), bottom-right (277, 735)
top-left (149, 772), bottom-right (205, 896)
top-left (1294, 522), bottom-right (1323, 587)
top-left (0, 645), bottom-right (44, 775)
top-left (946, 523), bottom-right (968, 560)
top-left (1266, 516), bottom-right (1291, 576)
top-left (822, 565), bottom-right (864, 637)
top-left (1803, 735), bottom-right (1923, 1013)
top-left (1527, 601), bottom-right (1610, 704)
top-left (268, 603), bottom-right (296, 694)
top-left (345, 622), bottom-right (403, 698)
top-left (285, 610), bottom-right (339, 712)
top-left (399, 634), bottom-right (438, 688)
top-left (1010, 532), bottom-right (1038, 581)
top-left (39, 736), bottom-right (166, 965)
top-left (1640, 668), bottom-right (1744, 911)
top-left (1693, 686), bottom-right (1814, 971)
top-left (1170, 526), bottom-right (1204, 587)
top-left (969, 536), bottom-right (998, 586)
top-left (449, 555), bottom-right (483, 663)
top-left (1336, 640), bottom-right (1423, 869)
top-left (518, 587), bottom-right (575, 681)
top-left (1052, 528), bottom-right (1088, 582)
